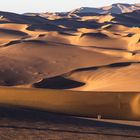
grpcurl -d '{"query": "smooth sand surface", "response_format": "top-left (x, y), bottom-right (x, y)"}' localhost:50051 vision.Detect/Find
top-left (0, 87), bottom-right (140, 121)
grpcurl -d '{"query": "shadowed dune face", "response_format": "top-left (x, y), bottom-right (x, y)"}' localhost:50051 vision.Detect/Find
top-left (0, 28), bottom-right (27, 36)
top-left (113, 10), bottom-right (140, 27)
top-left (50, 18), bottom-right (102, 30)
top-left (34, 76), bottom-right (85, 89)
top-left (26, 23), bottom-right (67, 32)
top-left (80, 32), bottom-right (109, 39)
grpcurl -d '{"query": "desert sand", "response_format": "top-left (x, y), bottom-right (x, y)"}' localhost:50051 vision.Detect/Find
top-left (0, 87), bottom-right (140, 121)
top-left (0, 5), bottom-right (139, 139)
top-left (0, 9), bottom-right (139, 119)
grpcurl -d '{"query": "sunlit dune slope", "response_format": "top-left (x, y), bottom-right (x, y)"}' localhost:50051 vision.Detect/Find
top-left (36, 62), bottom-right (140, 91)
top-left (0, 87), bottom-right (140, 121)
top-left (0, 40), bottom-right (121, 86)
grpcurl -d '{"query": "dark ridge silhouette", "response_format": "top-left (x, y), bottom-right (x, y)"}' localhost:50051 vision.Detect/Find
top-left (75, 12), bottom-right (101, 17)
top-left (38, 34), bottom-right (46, 37)
top-left (126, 33), bottom-right (135, 37)
top-left (58, 31), bottom-right (77, 36)
top-left (34, 76), bottom-right (85, 89)
top-left (113, 10), bottom-right (140, 27)
top-left (26, 23), bottom-right (66, 32)
top-left (68, 62), bottom-right (134, 75)
top-left (0, 11), bottom-right (50, 24)
top-left (88, 45), bottom-right (127, 51)
top-left (0, 11), bottom-right (28, 24)
top-left (3, 39), bottom-right (48, 47)
top-left (24, 40), bottom-right (48, 44)
top-left (50, 18), bottom-right (102, 30)
top-left (70, 66), bottom-right (98, 73)
top-left (109, 62), bottom-right (132, 67)
top-left (3, 40), bottom-right (22, 47)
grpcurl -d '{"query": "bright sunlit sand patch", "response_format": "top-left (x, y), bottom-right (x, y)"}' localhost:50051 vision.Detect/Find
top-left (0, 87), bottom-right (139, 121)
top-left (131, 94), bottom-right (140, 117)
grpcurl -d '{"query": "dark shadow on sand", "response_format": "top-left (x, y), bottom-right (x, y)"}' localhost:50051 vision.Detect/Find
top-left (34, 76), bottom-right (85, 89)
top-left (0, 106), bottom-right (139, 129)
top-left (0, 106), bottom-right (139, 138)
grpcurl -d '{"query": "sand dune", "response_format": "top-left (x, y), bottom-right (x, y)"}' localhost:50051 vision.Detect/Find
top-left (0, 8), bottom-right (139, 121)
top-left (114, 10), bottom-right (140, 27)
top-left (0, 39), bottom-right (121, 86)
top-left (0, 87), bottom-right (139, 121)
top-left (36, 62), bottom-right (140, 91)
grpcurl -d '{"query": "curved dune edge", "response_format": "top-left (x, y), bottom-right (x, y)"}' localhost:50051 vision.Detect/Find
top-left (33, 62), bottom-right (140, 91)
top-left (0, 87), bottom-right (140, 121)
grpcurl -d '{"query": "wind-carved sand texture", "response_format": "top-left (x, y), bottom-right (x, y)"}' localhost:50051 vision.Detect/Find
top-left (0, 8), bottom-right (139, 121)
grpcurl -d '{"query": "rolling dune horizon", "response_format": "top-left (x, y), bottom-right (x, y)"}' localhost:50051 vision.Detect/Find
top-left (0, 2), bottom-right (140, 139)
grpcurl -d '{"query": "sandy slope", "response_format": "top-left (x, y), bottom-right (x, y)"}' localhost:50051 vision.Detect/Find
top-left (0, 10), bottom-right (139, 121)
top-left (34, 62), bottom-right (140, 91)
top-left (0, 87), bottom-right (140, 121)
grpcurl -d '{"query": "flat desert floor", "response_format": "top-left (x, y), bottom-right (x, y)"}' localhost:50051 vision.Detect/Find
top-left (0, 8), bottom-right (139, 139)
